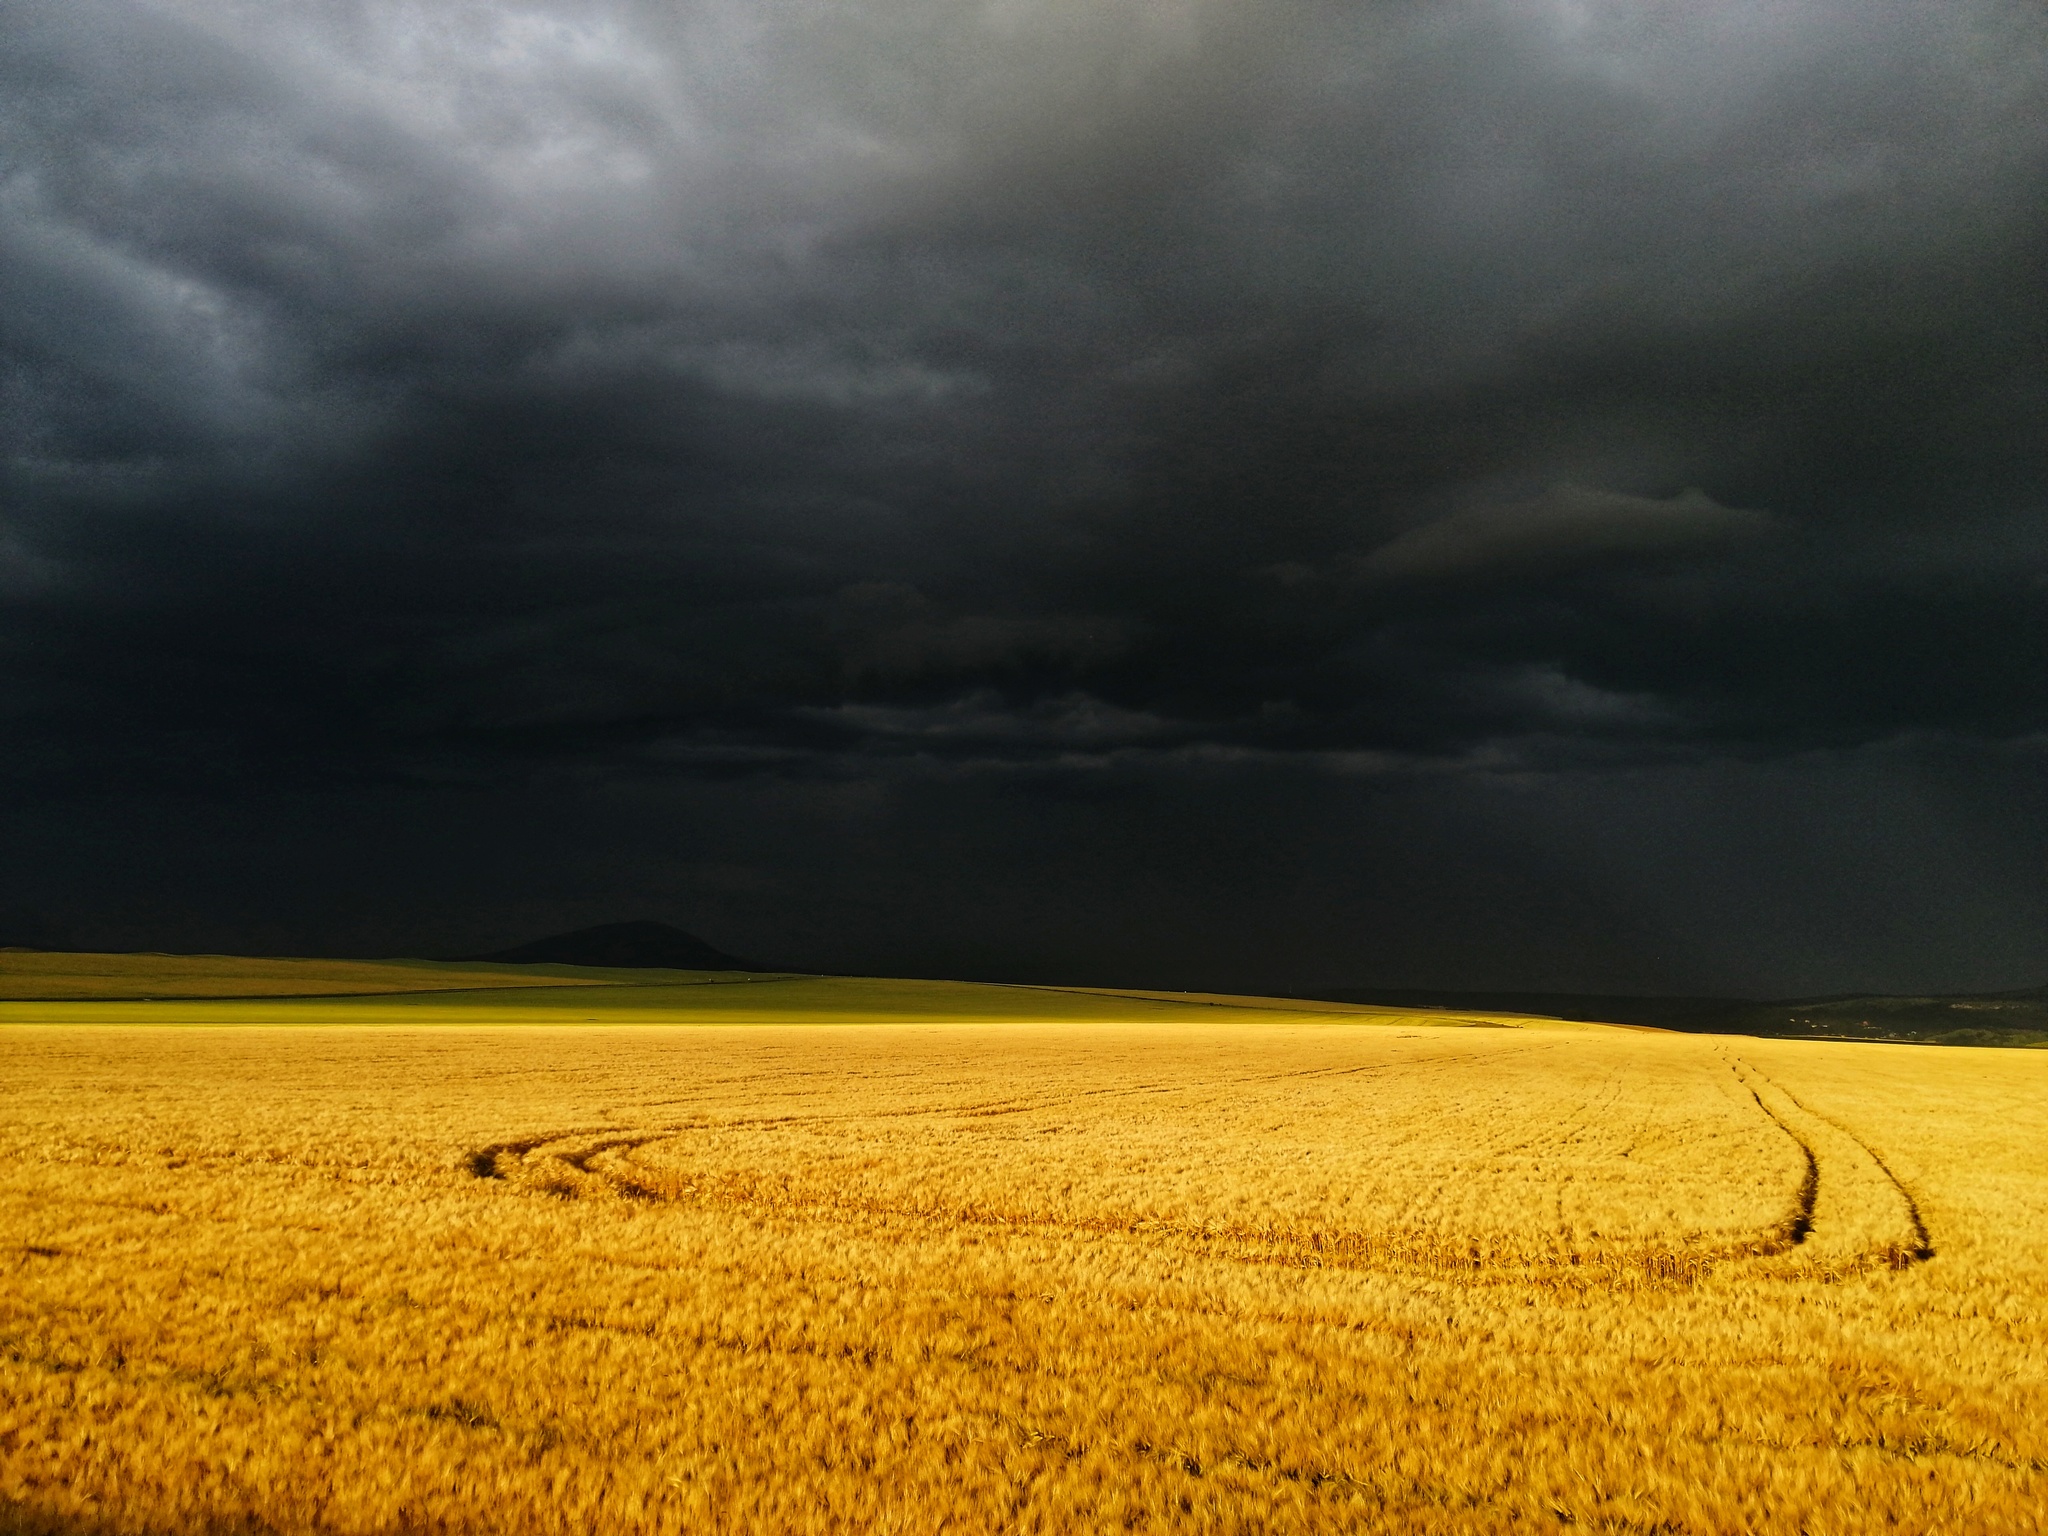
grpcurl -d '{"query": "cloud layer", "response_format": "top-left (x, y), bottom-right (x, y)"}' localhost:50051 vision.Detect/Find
top-left (2, 0), bottom-right (2044, 989)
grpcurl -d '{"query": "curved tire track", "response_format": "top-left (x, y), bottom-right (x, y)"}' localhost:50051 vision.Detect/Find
top-left (1741, 1063), bottom-right (1935, 1265)
top-left (1725, 1064), bottom-right (1820, 1250)
top-left (1726, 1053), bottom-right (1934, 1270)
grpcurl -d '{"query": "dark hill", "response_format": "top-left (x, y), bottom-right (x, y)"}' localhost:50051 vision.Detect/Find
top-left (476, 921), bottom-right (755, 970)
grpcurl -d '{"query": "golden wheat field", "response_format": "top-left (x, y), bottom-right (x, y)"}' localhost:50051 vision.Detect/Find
top-left (2, 957), bottom-right (2045, 1535)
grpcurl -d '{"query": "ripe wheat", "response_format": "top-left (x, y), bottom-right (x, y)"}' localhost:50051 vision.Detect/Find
top-left (2, 1002), bottom-right (2043, 1533)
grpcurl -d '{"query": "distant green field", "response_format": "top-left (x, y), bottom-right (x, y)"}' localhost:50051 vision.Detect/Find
top-left (0, 950), bottom-right (1502, 1028)
top-left (0, 948), bottom-right (633, 1000)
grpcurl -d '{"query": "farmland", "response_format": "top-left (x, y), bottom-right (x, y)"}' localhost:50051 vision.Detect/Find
top-left (2, 955), bottom-right (2045, 1533)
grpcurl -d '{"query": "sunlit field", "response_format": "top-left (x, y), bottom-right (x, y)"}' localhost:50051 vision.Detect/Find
top-left (2, 958), bottom-right (2044, 1534)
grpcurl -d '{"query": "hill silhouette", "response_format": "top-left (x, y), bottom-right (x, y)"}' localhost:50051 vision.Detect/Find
top-left (476, 921), bottom-right (757, 970)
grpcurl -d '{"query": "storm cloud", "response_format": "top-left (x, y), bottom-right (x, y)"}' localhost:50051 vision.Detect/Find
top-left (2, 0), bottom-right (2044, 992)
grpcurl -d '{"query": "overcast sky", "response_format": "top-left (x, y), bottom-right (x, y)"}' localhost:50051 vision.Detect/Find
top-left (3, 0), bottom-right (2044, 994)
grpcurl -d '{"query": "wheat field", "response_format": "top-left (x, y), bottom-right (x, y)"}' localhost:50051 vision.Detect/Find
top-left (2, 961), bottom-right (2045, 1533)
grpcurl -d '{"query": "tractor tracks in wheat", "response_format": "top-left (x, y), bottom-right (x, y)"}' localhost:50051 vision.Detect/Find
top-left (1723, 1051), bottom-right (1934, 1271)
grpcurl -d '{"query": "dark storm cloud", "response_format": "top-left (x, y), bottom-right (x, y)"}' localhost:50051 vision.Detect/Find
top-left (1355, 485), bottom-right (1771, 581)
top-left (2, 0), bottom-right (2044, 986)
